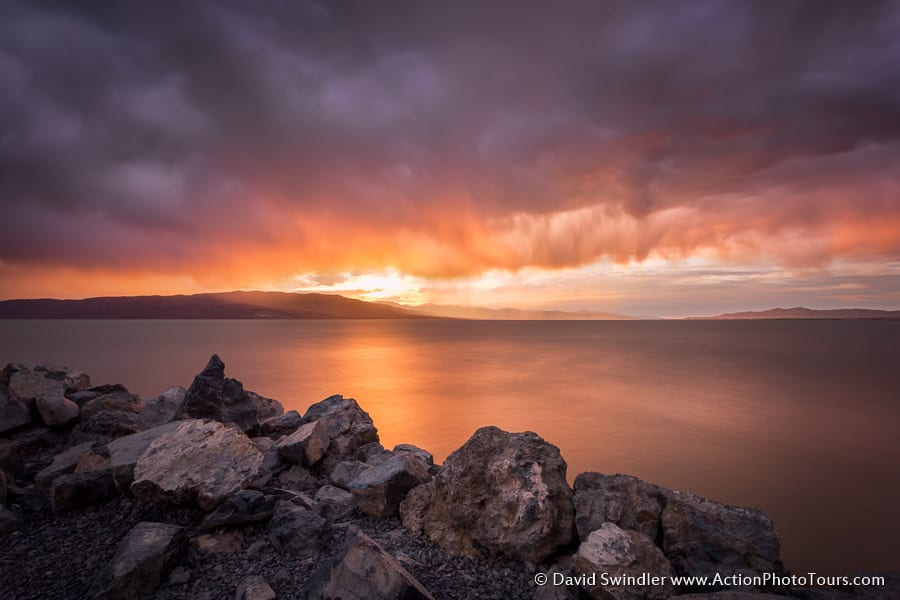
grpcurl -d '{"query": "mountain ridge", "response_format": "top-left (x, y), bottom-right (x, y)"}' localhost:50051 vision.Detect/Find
top-left (688, 306), bottom-right (900, 320)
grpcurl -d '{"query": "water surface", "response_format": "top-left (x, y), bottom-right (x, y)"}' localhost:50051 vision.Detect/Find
top-left (1, 319), bottom-right (898, 574)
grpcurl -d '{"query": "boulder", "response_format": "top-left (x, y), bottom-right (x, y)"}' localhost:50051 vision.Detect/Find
top-left (348, 453), bottom-right (431, 518)
top-left (357, 441), bottom-right (394, 466)
top-left (393, 443), bottom-right (434, 467)
top-left (131, 419), bottom-right (264, 511)
top-left (301, 395), bottom-right (379, 469)
top-left (90, 521), bottom-right (187, 600)
top-left (75, 447), bottom-right (112, 473)
top-left (660, 490), bottom-right (785, 580)
top-left (177, 355), bottom-right (283, 433)
top-left (400, 426), bottom-right (575, 563)
top-left (1, 363), bottom-right (28, 387)
top-left (200, 490), bottom-right (277, 530)
top-left (260, 409), bottom-right (302, 440)
top-left (138, 385), bottom-right (185, 428)
top-left (49, 469), bottom-right (117, 513)
top-left (77, 410), bottom-right (144, 437)
top-left (305, 533), bottom-right (434, 600)
top-left (277, 420), bottom-right (328, 467)
top-left (573, 472), bottom-right (667, 541)
top-left (314, 484), bottom-right (355, 519)
top-left (236, 575), bottom-right (276, 600)
top-left (80, 391), bottom-right (144, 421)
top-left (268, 500), bottom-right (330, 557)
top-left (35, 441), bottom-right (97, 492)
top-left (17, 372), bottom-right (81, 426)
top-left (106, 422), bottom-right (182, 491)
top-left (0, 428), bottom-right (59, 479)
top-left (574, 522), bottom-right (675, 599)
top-left (33, 363), bottom-right (91, 392)
top-left (276, 464), bottom-right (318, 492)
top-left (0, 385), bottom-right (32, 434)
top-left (250, 436), bottom-right (281, 487)
top-left (329, 459), bottom-right (372, 490)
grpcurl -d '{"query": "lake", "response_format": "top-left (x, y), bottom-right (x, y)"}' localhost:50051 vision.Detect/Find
top-left (1, 319), bottom-right (898, 574)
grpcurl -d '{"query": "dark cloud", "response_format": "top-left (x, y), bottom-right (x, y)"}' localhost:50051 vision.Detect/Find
top-left (1, 0), bottom-right (899, 284)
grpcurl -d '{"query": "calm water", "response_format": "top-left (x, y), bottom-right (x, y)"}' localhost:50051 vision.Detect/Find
top-left (1, 319), bottom-right (898, 574)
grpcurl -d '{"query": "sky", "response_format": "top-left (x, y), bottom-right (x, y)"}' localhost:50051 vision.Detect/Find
top-left (1, 1), bottom-right (899, 317)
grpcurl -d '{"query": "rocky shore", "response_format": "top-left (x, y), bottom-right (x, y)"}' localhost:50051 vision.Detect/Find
top-left (0, 356), bottom-right (896, 599)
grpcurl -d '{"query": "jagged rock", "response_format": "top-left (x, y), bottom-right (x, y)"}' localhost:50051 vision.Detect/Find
top-left (200, 490), bottom-right (277, 530)
top-left (107, 422), bottom-right (182, 491)
top-left (0, 385), bottom-right (31, 434)
top-left (250, 436), bottom-right (281, 487)
top-left (661, 490), bottom-right (785, 580)
top-left (394, 443), bottom-right (434, 467)
top-left (80, 391), bottom-right (144, 421)
top-left (35, 441), bottom-right (97, 492)
top-left (194, 529), bottom-right (245, 554)
top-left (236, 575), bottom-right (276, 600)
top-left (77, 410), bottom-right (144, 437)
top-left (33, 364), bottom-right (91, 392)
top-left (277, 420), bottom-right (328, 467)
top-left (574, 472), bottom-right (667, 541)
top-left (574, 522), bottom-right (675, 599)
top-left (49, 469), bottom-right (117, 513)
top-left (0, 428), bottom-right (59, 479)
top-left (131, 419), bottom-right (264, 510)
top-left (314, 484), bottom-right (355, 519)
top-left (260, 410), bottom-right (302, 440)
top-left (0, 506), bottom-right (24, 536)
top-left (357, 441), bottom-right (394, 466)
top-left (276, 464), bottom-right (317, 492)
top-left (306, 532), bottom-right (434, 600)
top-left (400, 425), bottom-right (575, 563)
top-left (22, 373), bottom-right (80, 426)
top-left (329, 459), bottom-right (371, 490)
top-left (301, 395), bottom-right (379, 469)
top-left (349, 453), bottom-right (431, 518)
top-left (90, 521), bottom-right (187, 600)
top-left (177, 355), bottom-right (283, 433)
top-left (139, 386), bottom-right (185, 428)
top-left (75, 447), bottom-right (111, 473)
top-left (268, 500), bottom-right (330, 557)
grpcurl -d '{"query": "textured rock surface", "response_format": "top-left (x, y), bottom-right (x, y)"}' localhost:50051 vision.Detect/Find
top-left (0, 427), bottom-right (59, 479)
top-left (107, 422), bottom-right (182, 491)
top-left (260, 409), bottom-right (302, 440)
top-left (236, 575), bottom-right (276, 600)
top-left (177, 355), bottom-right (283, 433)
top-left (199, 490), bottom-right (277, 530)
top-left (574, 522), bottom-right (675, 600)
top-left (35, 441), bottom-right (97, 492)
top-left (306, 532), bottom-right (434, 600)
top-left (400, 425), bottom-right (575, 563)
top-left (574, 472), bottom-right (668, 541)
top-left (348, 453), bottom-right (431, 518)
top-left (314, 484), bottom-right (355, 519)
top-left (277, 420), bottom-right (328, 467)
top-left (329, 459), bottom-right (371, 490)
top-left (49, 469), bottom-right (117, 514)
top-left (33, 364), bottom-right (92, 392)
top-left (268, 500), bottom-right (331, 557)
top-left (139, 385), bottom-right (185, 428)
top-left (661, 490), bottom-right (785, 580)
top-left (131, 419), bottom-right (264, 510)
top-left (302, 395), bottom-right (379, 469)
top-left (89, 521), bottom-right (186, 599)
top-left (80, 391), bottom-right (144, 421)
top-left (77, 410), bottom-right (144, 437)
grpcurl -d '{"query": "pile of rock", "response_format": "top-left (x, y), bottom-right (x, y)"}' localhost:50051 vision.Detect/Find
top-left (1, 356), bottom-right (895, 600)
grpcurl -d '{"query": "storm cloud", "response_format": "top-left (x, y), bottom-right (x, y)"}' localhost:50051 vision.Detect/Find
top-left (1, 0), bottom-right (899, 297)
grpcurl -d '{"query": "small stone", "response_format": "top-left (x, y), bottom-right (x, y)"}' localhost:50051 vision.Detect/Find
top-left (235, 575), bottom-right (276, 600)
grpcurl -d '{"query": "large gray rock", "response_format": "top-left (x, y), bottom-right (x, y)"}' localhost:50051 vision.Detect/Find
top-left (139, 386), bottom-right (185, 428)
top-left (268, 500), bottom-right (330, 557)
top-left (277, 420), bottom-right (328, 467)
top-left (35, 441), bottom-right (97, 492)
top-left (80, 391), bottom-right (144, 421)
top-left (574, 522), bottom-right (675, 600)
top-left (0, 385), bottom-right (32, 434)
top-left (314, 484), bottom-right (355, 519)
top-left (49, 469), bottom-right (117, 513)
top-left (260, 409), bottom-right (302, 440)
top-left (10, 370), bottom-right (81, 426)
top-left (107, 422), bottom-right (182, 491)
top-left (329, 459), bottom-right (371, 490)
top-left (90, 521), bottom-right (187, 600)
top-left (400, 426), bottom-right (575, 563)
top-left (33, 364), bottom-right (91, 392)
top-left (661, 490), bottom-right (785, 580)
top-left (177, 355), bottom-right (283, 433)
top-left (131, 419), bottom-right (264, 511)
top-left (348, 453), bottom-right (431, 518)
top-left (573, 472), bottom-right (667, 541)
top-left (301, 395), bottom-right (379, 469)
top-left (200, 490), bottom-right (277, 530)
top-left (306, 533), bottom-right (434, 600)
top-left (77, 410), bottom-right (144, 437)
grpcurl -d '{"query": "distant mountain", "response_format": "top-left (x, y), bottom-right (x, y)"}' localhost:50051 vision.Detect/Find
top-left (690, 307), bottom-right (900, 320)
top-left (407, 303), bottom-right (638, 320)
top-left (0, 291), bottom-right (430, 319)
